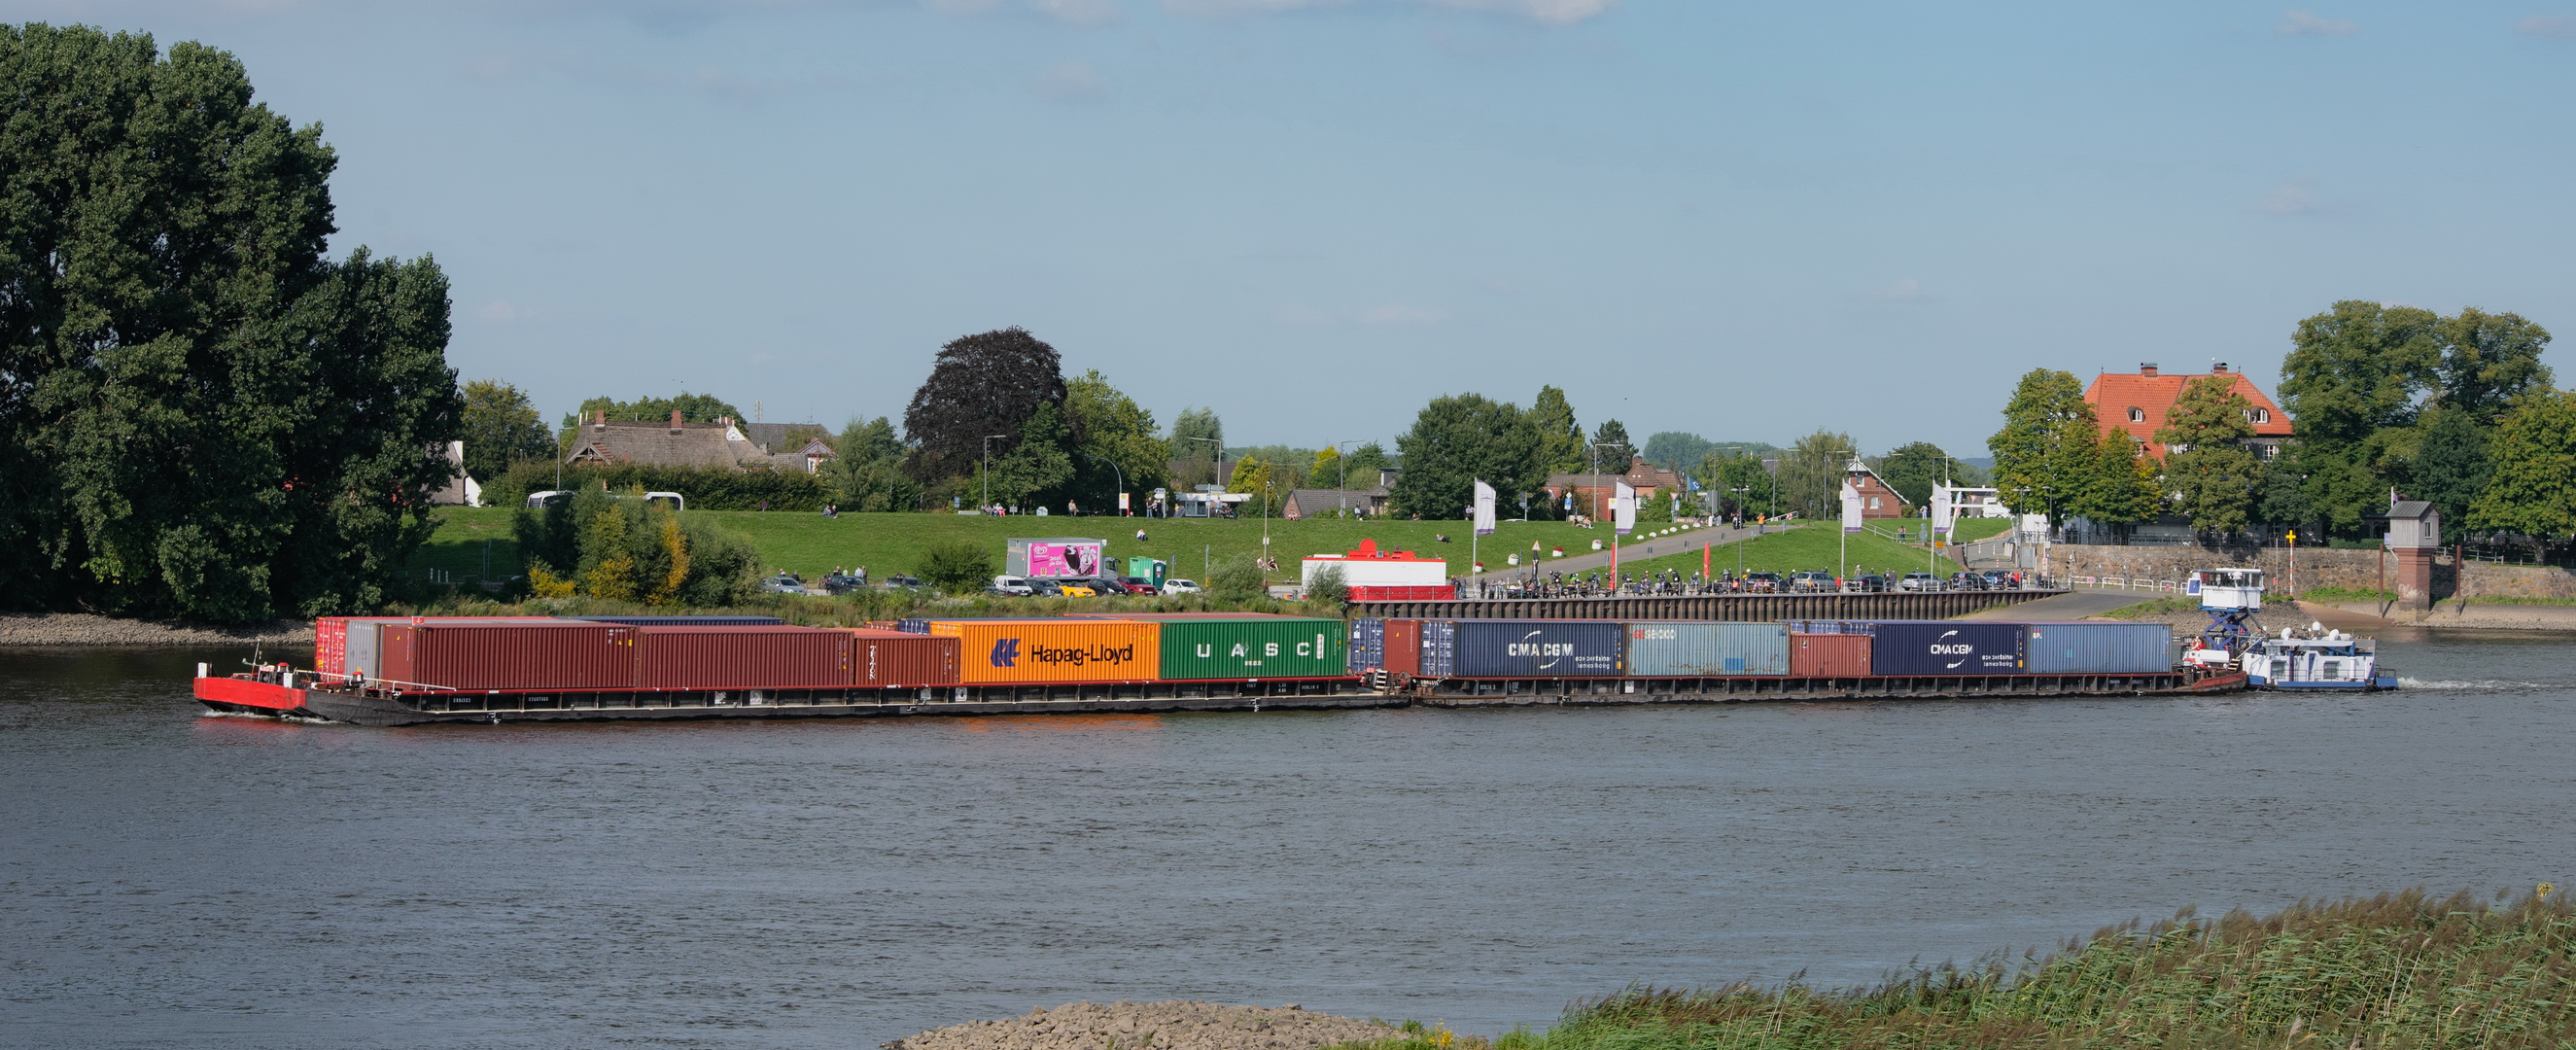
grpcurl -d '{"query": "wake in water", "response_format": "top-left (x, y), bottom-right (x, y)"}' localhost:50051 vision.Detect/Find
top-left (2396, 677), bottom-right (2564, 692)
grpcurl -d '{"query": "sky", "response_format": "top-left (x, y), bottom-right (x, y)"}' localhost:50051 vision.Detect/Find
top-left (17, 0), bottom-right (2575, 456)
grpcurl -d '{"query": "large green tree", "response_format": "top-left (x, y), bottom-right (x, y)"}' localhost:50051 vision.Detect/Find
top-left (1063, 369), bottom-right (1165, 513)
top-left (2073, 434), bottom-right (2164, 527)
top-left (2155, 375), bottom-right (2260, 535)
top-left (1527, 385), bottom-right (1584, 472)
top-left (1389, 394), bottom-right (1544, 519)
top-left (2411, 404), bottom-right (2491, 532)
top-left (0, 25), bottom-right (461, 620)
top-left (1168, 405), bottom-right (1224, 487)
top-left (1988, 368), bottom-right (2102, 526)
top-left (1644, 432), bottom-right (1717, 474)
top-left (1694, 448), bottom-right (1778, 518)
top-left (822, 416), bottom-right (919, 512)
top-left (1778, 430), bottom-right (1858, 520)
top-left (2277, 301), bottom-right (2445, 536)
top-left (1870, 441), bottom-right (1962, 508)
top-left (1588, 419), bottom-right (1637, 474)
top-left (983, 401), bottom-right (1076, 511)
top-left (460, 379), bottom-right (554, 484)
top-left (2469, 391), bottom-right (2576, 540)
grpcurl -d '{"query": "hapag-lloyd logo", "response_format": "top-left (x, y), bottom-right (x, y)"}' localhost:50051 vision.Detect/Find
top-left (991, 637), bottom-right (1137, 669)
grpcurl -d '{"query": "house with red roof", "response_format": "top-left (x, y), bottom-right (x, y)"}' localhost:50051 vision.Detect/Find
top-left (2084, 362), bottom-right (2292, 461)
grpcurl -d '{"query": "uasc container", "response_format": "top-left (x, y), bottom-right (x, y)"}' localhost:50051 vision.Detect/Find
top-left (1867, 621), bottom-right (2026, 676)
top-left (1157, 616), bottom-right (1347, 680)
top-left (1625, 621), bottom-right (1790, 676)
top-left (850, 629), bottom-right (960, 685)
top-left (1445, 620), bottom-right (1623, 678)
top-left (1348, 618), bottom-right (1385, 673)
top-left (1790, 633), bottom-right (1871, 677)
top-left (378, 621), bottom-right (639, 691)
top-left (2024, 622), bottom-right (2173, 674)
top-left (927, 618), bottom-right (1161, 684)
top-left (636, 625), bottom-right (853, 690)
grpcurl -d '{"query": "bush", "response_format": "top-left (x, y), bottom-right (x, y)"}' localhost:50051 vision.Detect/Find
top-left (1305, 564), bottom-right (1348, 603)
top-left (918, 539), bottom-right (996, 594)
top-left (510, 488), bottom-right (759, 606)
top-left (540, 464), bottom-right (831, 511)
top-left (1210, 556), bottom-right (1268, 600)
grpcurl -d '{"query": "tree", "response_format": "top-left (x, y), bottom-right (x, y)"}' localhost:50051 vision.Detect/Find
top-left (985, 401), bottom-right (1075, 510)
top-left (1695, 449), bottom-right (1777, 518)
top-left (2156, 375), bottom-right (2260, 535)
top-left (1311, 445), bottom-right (1341, 487)
top-left (1870, 441), bottom-right (1960, 508)
top-left (1227, 457), bottom-right (1277, 516)
top-left (2412, 404), bottom-right (2492, 532)
top-left (2278, 301), bottom-right (2443, 537)
top-left (460, 380), bottom-right (554, 484)
top-left (1527, 385), bottom-right (1584, 472)
top-left (1063, 369), bottom-right (1165, 514)
top-left (823, 416), bottom-right (919, 512)
top-left (514, 487), bottom-right (758, 606)
top-left (1169, 405), bottom-right (1224, 487)
top-left (2074, 435), bottom-right (2164, 527)
top-left (1988, 369), bottom-right (2103, 526)
top-left (2435, 308), bottom-right (2554, 422)
top-left (1588, 419), bottom-right (1637, 474)
top-left (0, 26), bottom-right (462, 621)
top-left (2469, 390), bottom-right (2576, 540)
top-left (1644, 432), bottom-right (1717, 473)
top-left (1389, 394), bottom-right (1544, 519)
top-left (1778, 430), bottom-right (1858, 520)
top-left (1341, 442), bottom-right (1392, 482)
top-left (902, 327), bottom-right (1066, 481)
top-left (1209, 556), bottom-right (1268, 599)
top-left (917, 538), bottom-right (996, 595)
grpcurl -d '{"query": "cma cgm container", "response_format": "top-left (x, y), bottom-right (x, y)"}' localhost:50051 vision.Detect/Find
top-left (1790, 633), bottom-right (1871, 677)
top-left (1348, 618), bottom-right (1385, 673)
top-left (927, 618), bottom-right (1161, 684)
top-left (850, 629), bottom-right (960, 685)
top-left (1868, 621), bottom-right (2026, 676)
top-left (377, 621), bottom-right (639, 690)
top-left (1157, 616), bottom-right (1347, 680)
top-left (1625, 622), bottom-right (1790, 676)
top-left (1432, 620), bottom-right (1625, 678)
top-left (2024, 622), bottom-right (2173, 674)
top-left (1382, 619), bottom-right (1423, 676)
top-left (635, 626), bottom-right (853, 690)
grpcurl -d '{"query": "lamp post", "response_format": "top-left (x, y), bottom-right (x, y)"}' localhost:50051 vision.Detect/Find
top-left (981, 434), bottom-right (1009, 513)
top-left (1182, 436), bottom-right (1223, 518)
top-left (1082, 452), bottom-right (1125, 518)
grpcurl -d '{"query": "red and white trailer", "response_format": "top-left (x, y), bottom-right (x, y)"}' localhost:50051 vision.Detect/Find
top-left (1304, 540), bottom-right (1455, 601)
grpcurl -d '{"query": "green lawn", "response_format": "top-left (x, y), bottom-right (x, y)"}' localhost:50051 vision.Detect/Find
top-left (1604, 524), bottom-right (1956, 581)
top-left (409, 508), bottom-right (1645, 585)
top-left (1947, 516), bottom-right (2015, 542)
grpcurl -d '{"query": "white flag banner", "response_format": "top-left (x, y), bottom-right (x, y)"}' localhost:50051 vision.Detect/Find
top-left (1931, 484), bottom-right (1952, 537)
top-left (1473, 480), bottom-right (1497, 537)
top-left (1841, 480), bottom-right (1863, 534)
top-left (1614, 480), bottom-right (1636, 535)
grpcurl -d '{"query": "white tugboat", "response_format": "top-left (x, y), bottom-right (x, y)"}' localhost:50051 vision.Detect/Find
top-left (2180, 567), bottom-right (2396, 690)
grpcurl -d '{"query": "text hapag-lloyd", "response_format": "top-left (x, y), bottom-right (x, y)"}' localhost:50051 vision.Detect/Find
top-left (988, 638), bottom-right (1137, 669)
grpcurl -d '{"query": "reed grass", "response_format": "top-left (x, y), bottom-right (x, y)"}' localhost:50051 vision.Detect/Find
top-left (1338, 890), bottom-right (2576, 1050)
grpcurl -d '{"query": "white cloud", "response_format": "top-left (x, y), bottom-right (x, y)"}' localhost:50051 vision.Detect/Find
top-left (2277, 10), bottom-right (2360, 36)
top-left (1165, 0), bottom-right (1615, 26)
top-left (2261, 179), bottom-right (2325, 215)
top-left (1037, 60), bottom-right (1104, 99)
top-left (2515, 13), bottom-right (2576, 37)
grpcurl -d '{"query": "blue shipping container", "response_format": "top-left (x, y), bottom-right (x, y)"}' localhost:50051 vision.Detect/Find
top-left (1348, 618), bottom-right (1385, 672)
top-left (2024, 622), bottom-right (2173, 674)
top-left (1868, 621), bottom-right (2027, 675)
top-left (1450, 620), bottom-right (1624, 678)
top-left (1420, 620), bottom-right (1457, 677)
top-left (1625, 621), bottom-right (1790, 676)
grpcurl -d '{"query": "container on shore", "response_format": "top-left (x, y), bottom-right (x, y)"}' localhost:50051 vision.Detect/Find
top-left (635, 625), bottom-right (853, 690)
top-left (1348, 618), bottom-right (1385, 673)
top-left (377, 621), bottom-right (639, 691)
top-left (1155, 616), bottom-right (1347, 680)
top-left (1382, 619), bottom-right (1423, 676)
top-left (1867, 621), bottom-right (2026, 676)
top-left (850, 629), bottom-right (960, 685)
top-left (1790, 633), bottom-right (1871, 677)
top-left (926, 618), bottom-right (1161, 683)
top-left (1625, 621), bottom-right (1790, 676)
top-left (1436, 619), bottom-right (1624, 678)
top-left (2024, 622), bottom-right (2173, 674)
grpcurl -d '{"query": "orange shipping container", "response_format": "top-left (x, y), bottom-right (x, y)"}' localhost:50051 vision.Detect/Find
top-left (1790, 633), bottom-right (1871, 678)
top-left (926, 618), bottom-right (1161, 684)
top-left (849, 629), bottom-right (960, 686)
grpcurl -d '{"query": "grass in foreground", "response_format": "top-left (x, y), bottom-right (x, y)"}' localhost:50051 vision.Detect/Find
top-left (1339, 889), bottom-right (2576, 1050)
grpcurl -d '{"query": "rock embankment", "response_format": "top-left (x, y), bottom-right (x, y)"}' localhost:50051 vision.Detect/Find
top-left (887, 1001), bottom-right (1406, 1050)
top-left (0, 612), bottom-right (312, 648)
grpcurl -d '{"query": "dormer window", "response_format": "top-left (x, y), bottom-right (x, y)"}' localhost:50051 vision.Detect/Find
top-left (2253, 407), bottom-right (2270, 424)
top-left (2127, 406), bottom-right (2144, 423)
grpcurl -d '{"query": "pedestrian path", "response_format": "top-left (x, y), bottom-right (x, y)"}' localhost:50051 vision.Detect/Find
top-left (1460, 522), bottom-right (1775, 582)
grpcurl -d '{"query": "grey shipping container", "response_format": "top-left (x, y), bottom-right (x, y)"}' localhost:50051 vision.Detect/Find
top-left (1449, 620), bottom-right (1624, 678)
top-left (1419, 620), bottom-right (1456, 677)
top-left (1868, 621), bottom-right (2027, 675)
top-left (1625, 621), bottom-right (1790, 676)
top-left (2024, 622), bottom-right (2173, 674)
top-left (1349, 618), bottom-right (1384, 673)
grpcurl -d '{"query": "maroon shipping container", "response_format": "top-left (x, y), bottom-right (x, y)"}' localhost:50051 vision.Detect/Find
top-left (1790, 633), bottom-right (1871, 678)
top-left (849, 629), bottom-right (960, 686)
top-left (378, 622), bottom-right (639, 691)
top-left (1382, 619), bottom-right (1422, 676)
top-left (636, 626), bottom-right (853, 690)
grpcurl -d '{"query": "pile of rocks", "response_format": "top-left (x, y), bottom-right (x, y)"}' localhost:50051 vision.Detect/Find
top-left (887, 1001), bottom-right (1406, 1050)
top-left (0, 612), bottom-right (312, 647)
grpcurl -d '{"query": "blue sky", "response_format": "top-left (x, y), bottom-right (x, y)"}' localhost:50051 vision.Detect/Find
top-left (23, 0), bottom-right (2575, 456)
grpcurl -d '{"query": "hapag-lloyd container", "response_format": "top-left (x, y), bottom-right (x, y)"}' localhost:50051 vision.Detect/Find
top-left (1867, 621), bottom-right (2026, 676)
top-left (1624, 622), bottom-right (1790, 676)
top-left (927, 618), bottom-right (1161, 684)
top-left (1790, 633), bottom-right (1871, 677)
top-left (1348, 618), bottom-right (1385, 673)
top-left (377, 621), bottom-right (639, 690)
top-left (850, 629), bottom-right (960, 685)
top-left (636, 626), bottom-right (852, 690)
top-left (1382, 619), bottom-right (1423, 676)
top-left (1156, 617), bottom-right (1347, 680)
top-left (1441, 620), bottom-right (1624, 678)
top-left (2024, 622), bottom-right (2173, 674)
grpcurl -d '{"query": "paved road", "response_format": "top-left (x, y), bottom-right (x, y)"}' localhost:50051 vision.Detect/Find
top-left (1954, 589), bottom-right (2150, 620)
top-left (1458, 522), bottom-right (1769, 582)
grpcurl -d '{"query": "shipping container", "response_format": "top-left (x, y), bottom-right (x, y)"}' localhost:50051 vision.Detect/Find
top-left (1419, 620), bottom-right (1456, 676)
top-left (573, 615), bottom-right (784, 626)
top-left (1790, 633), bottom-right (1871, 677)
top-left (1867, 621), bottom-right (2026, 676)
top-left (926, 618), bottom-right (1161, 683)
top-left (378, 621), bottom-right (639, 691)
top-left (1441, 620), bottom-right (1624, 678)
top-left (1348, 618), bottom-right (1384, 673)
top-left (1156, 617), bottom-right (1347, 680)
top-left (849, 629), bottom-right (960, 686)
top-left (327, 616), bottom-right (564, 680)
top-left (2024, 622), bottom-right (2174, 674)
top-left (1624, 621), bottom-right (1790, 676)
top-left (896, 618), bottom-right (931, 635)
top-left (1383, 619), bottom-right (1423, 676)
top-left (635, 626), bottom-right (853, 690)
top-left (1781, 620), bottom-right (1874, 636)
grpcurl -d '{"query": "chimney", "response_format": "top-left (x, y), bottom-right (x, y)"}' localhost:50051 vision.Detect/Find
top-left (2212, 362), bottom-right (2230, 372)
top-left (592, 409), bottom-right (606, 430)
top-left (2139, 363), bottom-right (2158, 376)
top-left (670, 408), bottom-right (683, 434)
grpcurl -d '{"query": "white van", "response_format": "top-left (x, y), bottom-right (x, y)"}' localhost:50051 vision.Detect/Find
top-left (988, 576), bottom-right (1034, 597)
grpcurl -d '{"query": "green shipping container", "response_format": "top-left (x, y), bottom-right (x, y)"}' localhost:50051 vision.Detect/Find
top-left (1156, 616), bottom-right (1347, 680)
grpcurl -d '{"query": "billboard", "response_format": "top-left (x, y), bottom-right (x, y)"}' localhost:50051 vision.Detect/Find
top-left (1006, 538), bottom-right (1108, 579)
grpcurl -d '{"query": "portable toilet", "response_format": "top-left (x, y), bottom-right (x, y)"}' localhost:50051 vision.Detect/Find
top-left (1127, 557), bottom-right (1167, 586)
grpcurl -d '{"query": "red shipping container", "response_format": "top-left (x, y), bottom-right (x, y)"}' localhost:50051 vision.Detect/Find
top-left (1791, 633), bottom-right (1871, 678)
top-left (637, 626), bottom-right (853, 690)
top-left (316, 615), bottom-right (562, 677)
top-left (849, 629), bottom-right (960, 686)
top-left (1382, 619), bottom-right (1422, 676)
top-left (378, 622), bottom-right (639, 691)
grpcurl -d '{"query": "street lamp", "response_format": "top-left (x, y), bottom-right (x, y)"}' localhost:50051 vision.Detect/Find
top-left (981, 434), bottom-right (1009, 513)
top-left (1181, 436), bottom-right (1223, 519)
top-left (1082, 452), bottom-right (1125, 518)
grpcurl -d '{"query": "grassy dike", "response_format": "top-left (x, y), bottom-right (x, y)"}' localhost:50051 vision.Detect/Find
top-left (1337, 890), bottom-right (2576, 1050)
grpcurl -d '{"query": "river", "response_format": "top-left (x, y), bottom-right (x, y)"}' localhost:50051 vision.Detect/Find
top-left (6, 630), bottom-right (2574, 1049)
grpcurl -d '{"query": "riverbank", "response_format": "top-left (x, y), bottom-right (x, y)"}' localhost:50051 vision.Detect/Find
top-left (0, 612), bottom-right (310, 648)
top-left (888, 1001), bottom-right (1404, 1050)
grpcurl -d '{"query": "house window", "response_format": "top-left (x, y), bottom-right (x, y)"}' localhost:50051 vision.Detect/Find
top-left (1868, 496), bottom-right (1882, 509)
top-left (2127, 406), bottom-right (2144, 423)
top-left (2253, 407), bottom-right (2271, 424)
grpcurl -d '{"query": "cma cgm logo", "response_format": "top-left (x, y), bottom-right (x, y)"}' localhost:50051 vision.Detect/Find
top-left (1928, 630), bottom-right (1971, 669)
top-left (990, 638), bottom-right (1021, 667)
top-left (1508, 630), bottom-right (1570, 669)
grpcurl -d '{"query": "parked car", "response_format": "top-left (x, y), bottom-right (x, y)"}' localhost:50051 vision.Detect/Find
top-left (988, 575), bottom-right (1034, 597)
top-left (1790, 570), bottom-right (1835, 593)
top-left (1056, 581), bottom-right (1098, 598)
top-left (1898, 572), bottom-right (1937, 592)
top-left (1161, 578), bottom-right (1202, 595)
top-left (1742, 572), bottom-right (1783, 593)
top-left (1948, 572), bottom-right (1987, 591)
top-left (820, 571), bottom-right (863, 595)
top-left (762, 572), bottom-right (806, 595)
top-left (879, 575), bottom-right (924, 590)
top-left (1067, 577), bottom-right (1129, 595)
top-left (1855, 574), bottom-right (1889, 593)
top-left (1979, 570), bottom-right (2017, 589)
top-left (1120, 577), bottom-right (1159, 592)
top-left (1029, 579), bottom-right (1066, 597)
